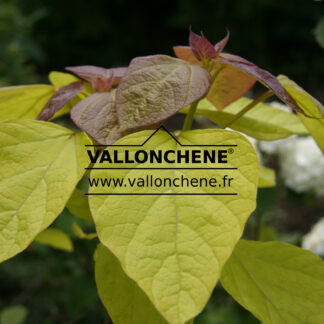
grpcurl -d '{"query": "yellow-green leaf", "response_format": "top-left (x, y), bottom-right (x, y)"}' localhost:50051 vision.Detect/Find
top-left (258, 225), bottom-right (278, 241)
top-left (0, 120), bottom-right (91, 263)
top-left (221, 239), bottom-right (324, 324)
top-left (0, 85), bottom-right (55, 120)
top-left (34, 228), bottom-right (73, 251)
top-left (258, 166), bottom-right (275, 188)
top-left (49, 71), bottom-right (92, 98)
top-left (72, 222), bottom-right (97, 240)
top-left (278, 75), bottom-right (324, 154)
top-left (95, 244), bottom-right (170, 324)
top-left (49, 71), bottom-right (80, 88)
top-left (66, 187), bottom-right (93, 222)
top-left (89, 129), bottom-right (259, 324)
top-left (180, 98), bottom-right (308, 140)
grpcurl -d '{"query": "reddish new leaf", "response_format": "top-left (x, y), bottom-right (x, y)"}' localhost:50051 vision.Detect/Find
top-left (66, 65), bottom-right (127, 92)
top-left (189, 28), bottom-right (230, 61)
top-left (188, 28), bottom-right (230, 62)
top-left (173, 46), bottom-right (255, 109)
top-left (214, 53), bottom-right (309, 116)
top-left (189, 28), bottom-right (217, 60)
top-left (66, 65), bottom-right (109, 80)
top-left (219, 53), bottom-right (255, 65)
top-left (115, 55), bottom-right (211, 131)
top-left (173, 46), bottom-right (199, 64)
top-left (214, 30), bottom-right (230, 55)
top-left (37, 81), bottom-right (84, 121)
top-left (207, 63), bottom-right (256, 110)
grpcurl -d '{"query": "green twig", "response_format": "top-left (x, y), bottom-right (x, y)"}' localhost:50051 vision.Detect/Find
top-left (182, 101), bottom-right (199, 131)
top-left (220, 90), bottom-right (274, 129)
top-left (182, 66), bottom-right (224, 132)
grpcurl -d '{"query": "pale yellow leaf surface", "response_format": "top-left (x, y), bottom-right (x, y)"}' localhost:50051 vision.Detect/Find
top-left (180, 98), bottom-right (308, 140)
top-left (0, 119), bottom-right (91, 262)
top-left (95, 244), bottom-right (189, 324)
top-left (34, 228), bottom-right (73, 251)
top-left (221, 239), bottom-right (324, 324)
top-left (278, 75), bottom-right (324, 154)
top-left (66, 187), bottom-right (93, 222)
top-left (89, 128), bottom-right (259, 324)
top-left (0, 85), bottom-right (55, 120)
top-left (72, 222), bottom-right (97, 240)
top-left (49, 71), bottom-right (80, 88)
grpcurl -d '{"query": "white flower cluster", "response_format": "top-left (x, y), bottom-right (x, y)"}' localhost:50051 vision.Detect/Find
top-left (258, 102), bottom-right (324, 196)
top-left (302, 217), bottom-right (324, 256)
top-left (260, 136), bottom-right (324, 196)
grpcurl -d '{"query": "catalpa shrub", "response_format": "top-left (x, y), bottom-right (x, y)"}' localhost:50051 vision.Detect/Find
top-left (1, 29), bottom-right (324, 324)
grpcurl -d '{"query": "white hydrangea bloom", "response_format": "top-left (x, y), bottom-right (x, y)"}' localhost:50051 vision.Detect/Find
top-left (259, 138), bottom-right (289, 155)
top-left (258, 101), bottom-right (324, 196)
top-left (302, 218), bottom-right (324, 256)
top-left (229, 101), bottom-right (324, 195)
top-left (277, 136), bottom-right (324, 195)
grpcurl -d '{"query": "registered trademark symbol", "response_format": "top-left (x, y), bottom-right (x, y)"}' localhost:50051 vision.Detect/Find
top-left (228, 148), bottom-right (234, 154)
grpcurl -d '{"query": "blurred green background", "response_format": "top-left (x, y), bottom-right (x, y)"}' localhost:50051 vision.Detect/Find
top-left (0, 0), bottom-right (324, 323)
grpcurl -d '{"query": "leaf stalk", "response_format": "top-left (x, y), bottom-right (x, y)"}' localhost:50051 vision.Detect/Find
top-left (182, 101), bottom-right (199, 131)
top-left (220, 90), bottom-right (274, 129)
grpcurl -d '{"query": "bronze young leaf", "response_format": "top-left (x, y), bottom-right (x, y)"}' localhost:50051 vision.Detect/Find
top-left (115, 55), bottom-right (211, 131)
top-left (37, 81), bottom-right (84, 121)
top-left (66, 65), bottom-right (127, 92)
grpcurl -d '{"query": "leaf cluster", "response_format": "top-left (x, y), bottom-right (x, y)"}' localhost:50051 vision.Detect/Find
top-left (0, 28), bottom-right (324, 324)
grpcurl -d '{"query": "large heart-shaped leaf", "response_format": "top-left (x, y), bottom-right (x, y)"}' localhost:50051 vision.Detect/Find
top-left (278, 75), bottom-right (324, 154)
top-left (0, 120), bottom-right (91, 263)
top-left (115, 55), bottom-right (210, 130)
top-left (89, 128), bottom-right (259, 324)
top-left (180, 98), bottom-right (308, 140)
top-left (221, 240), bottom-right (324, 324)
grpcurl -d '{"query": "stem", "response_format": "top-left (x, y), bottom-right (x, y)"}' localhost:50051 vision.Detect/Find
top-left (182, 101), bottom-right (199, 131)
top-left (210, 65), bottom-right (223, 84)
top-left (181, 66), bottom-right (224, 132)
top-left (220, 90), bottom-right (274, 129)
